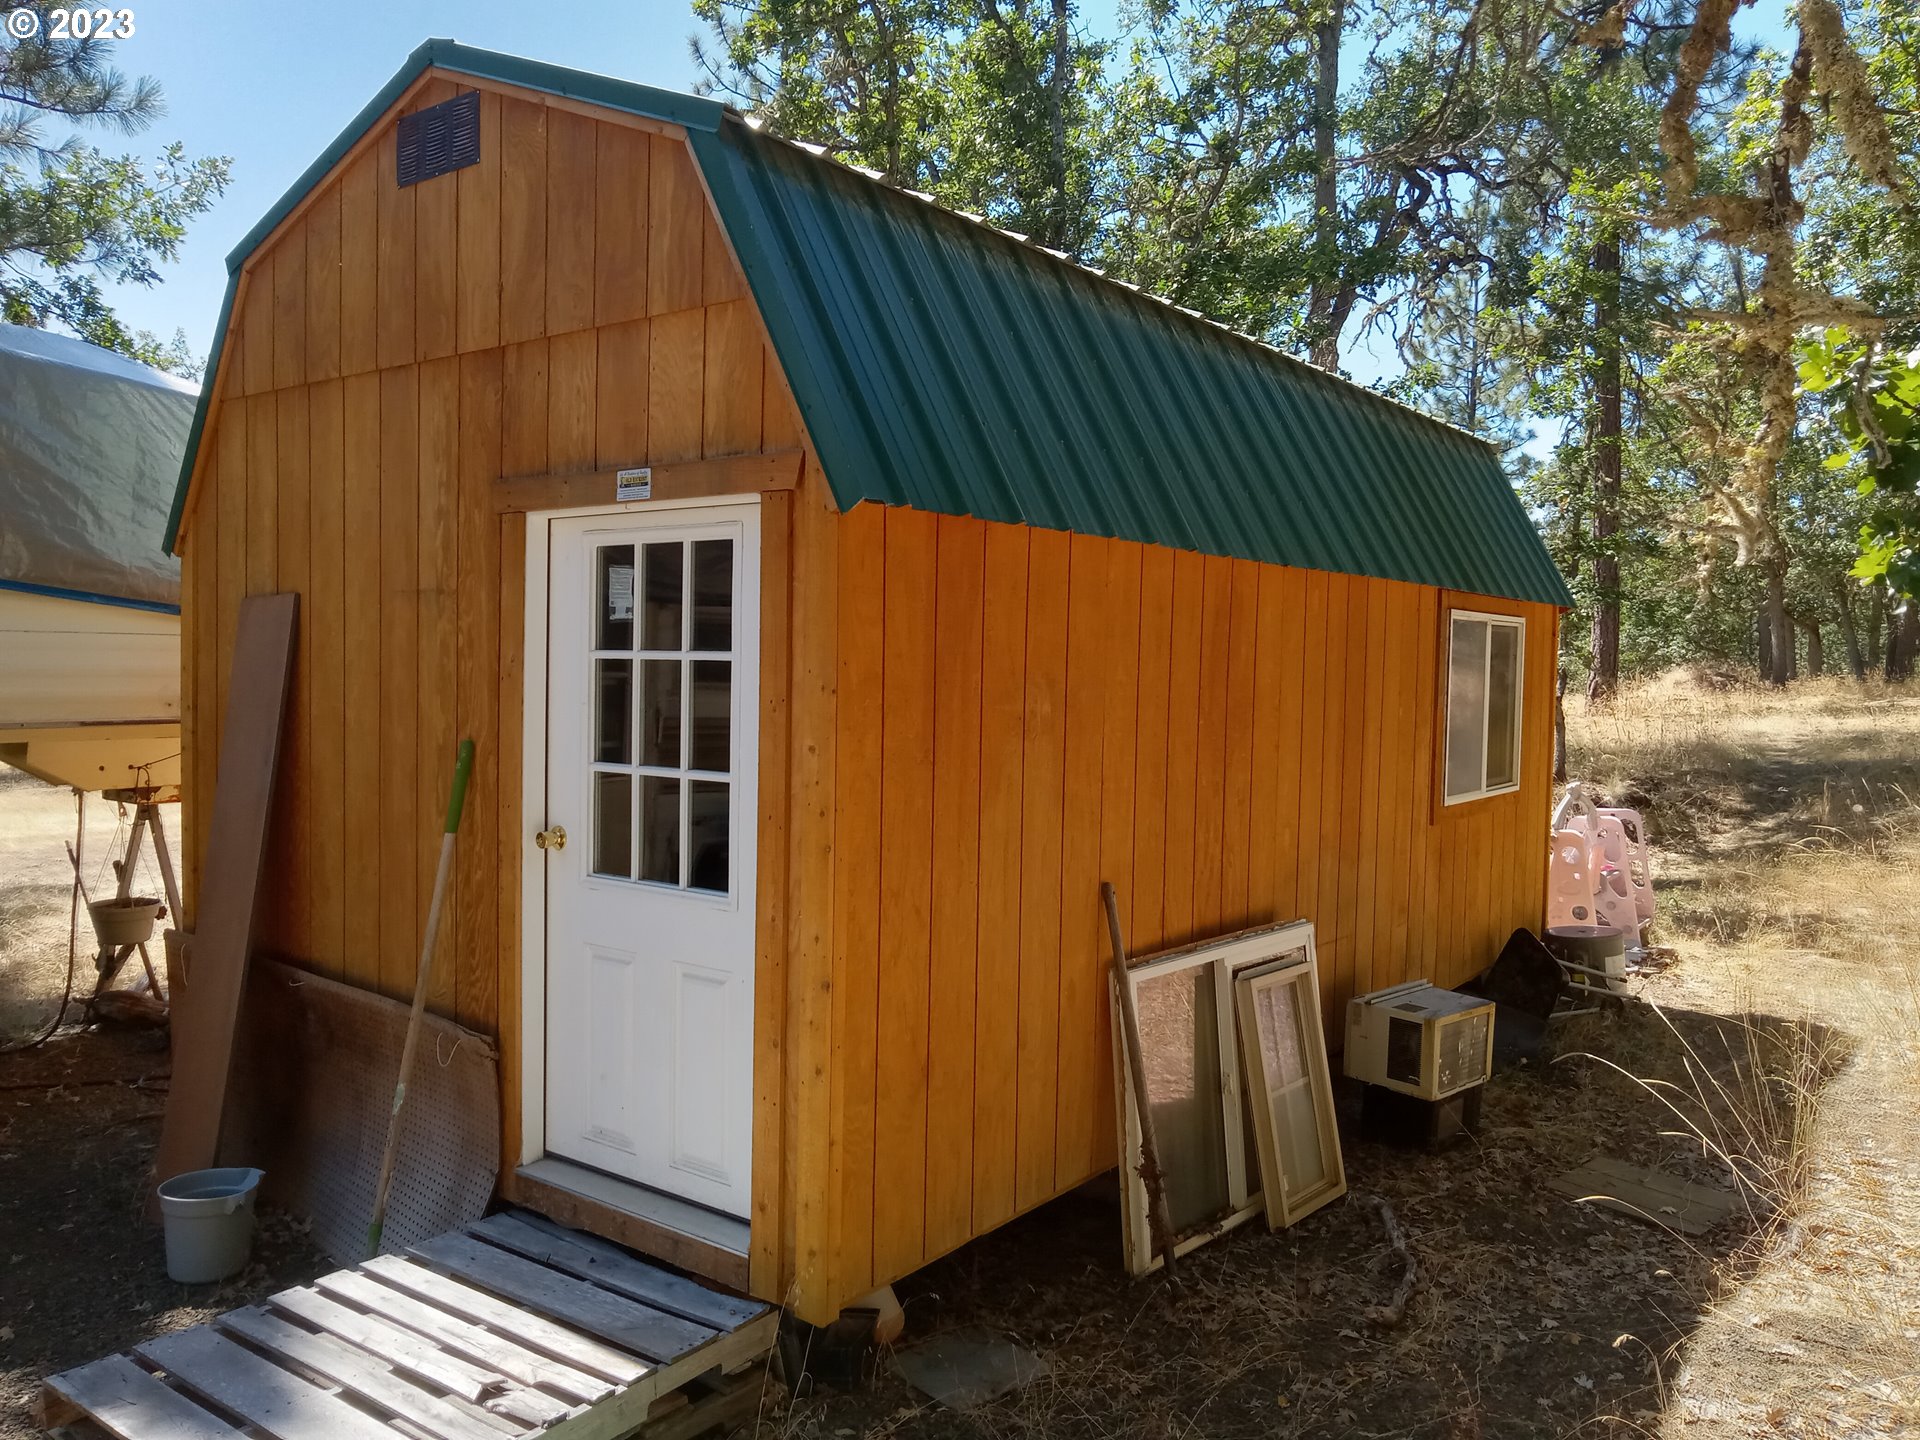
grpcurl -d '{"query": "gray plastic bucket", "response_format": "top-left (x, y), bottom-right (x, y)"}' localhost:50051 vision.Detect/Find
top-left (156, 1167), bottom-right (263, 1282)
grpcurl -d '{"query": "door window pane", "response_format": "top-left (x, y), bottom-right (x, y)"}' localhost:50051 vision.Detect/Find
top-left (1445, 616), bottom-right (1488, 800)
top-left (691, 539), bottom-right (733, 651)
top-left (640, 775), bottom-right (682, 885)
top-left (641, 659), bottom-right (683, 768)
top-left (689, 660), bottom-right (731, 773)
top-left (592, 772), bottom-right (633, 879)
top-left (643, 542), bottom-right (684, 650)
top-left (595, 660), bottom-right (632, 764)
top-left (689, 780), bottom-right (729, 894)
top-left (579, 527), bottom-right (739, 897)
top-left (597, 545), bottom-right (635, 651)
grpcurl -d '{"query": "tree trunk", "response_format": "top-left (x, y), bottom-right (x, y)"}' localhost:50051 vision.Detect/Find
top-left (1553, 664), bottom-right (1568, 785)
top-left (1757, 603), bottom-right (1773, 677)
top-left (1306, 0), bottom-right (1344, 371)
top-left (1801, 619), bottom-right (1823, 676)
top-left (880, 10), bottom-right (903, 185)
top-left (1762, 557), bottom-right (1793, 686)
top-left (1587, 229), bottom-right (1623, 705)
top-left (1888, 605), bottom-right (1917, 683)
top-left (1835, 585), bottom-right (1866, 681)
top-left (1868, 594), bottom-right (1885, 667)
top-left (1045, 0), bottom-right (1071, 251)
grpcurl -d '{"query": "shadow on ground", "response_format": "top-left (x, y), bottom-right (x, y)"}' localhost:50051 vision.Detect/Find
top-left (0, 1029), bottom-right (328, 1440)
top-left (0, 985), bottom-right (1846, 1440)
top-left (765, 998), bottom-right (1850, 1440)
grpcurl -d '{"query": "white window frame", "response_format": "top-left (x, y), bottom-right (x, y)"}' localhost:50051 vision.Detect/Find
top-left (1111, 921), bottom-right (1321, 1276)
top-left (1443, 608), bottom-right (1526, 806)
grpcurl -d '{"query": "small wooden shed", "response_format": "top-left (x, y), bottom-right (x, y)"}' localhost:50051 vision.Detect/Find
top-left (164, 40), bottom-right (1572, 1326)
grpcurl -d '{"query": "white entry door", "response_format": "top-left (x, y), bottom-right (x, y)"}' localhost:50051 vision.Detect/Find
top-left (542, 506), bottom-right (758, 1219)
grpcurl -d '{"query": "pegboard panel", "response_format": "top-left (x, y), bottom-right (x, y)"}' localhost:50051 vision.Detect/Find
top-left (222, 960), bottom-right (499, 1264)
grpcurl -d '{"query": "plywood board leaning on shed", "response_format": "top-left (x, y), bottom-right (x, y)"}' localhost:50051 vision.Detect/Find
top-left (152, 592), bottom-right (299, 1204)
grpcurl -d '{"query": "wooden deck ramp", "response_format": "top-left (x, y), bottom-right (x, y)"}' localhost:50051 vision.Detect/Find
top-left (39, 1211), bottom-right (777, 1440)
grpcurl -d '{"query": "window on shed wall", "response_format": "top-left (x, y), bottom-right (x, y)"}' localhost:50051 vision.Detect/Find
top-left (1444, 610), bottom-right (1525, 804)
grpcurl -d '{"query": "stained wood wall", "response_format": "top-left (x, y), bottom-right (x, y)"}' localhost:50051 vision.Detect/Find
top-left (178, 66), bottom-right (1561, 1327)
top-left (782, 503), bottom-right (1559, 1314)
top-left (176, 79), bottom-right (802, 1044)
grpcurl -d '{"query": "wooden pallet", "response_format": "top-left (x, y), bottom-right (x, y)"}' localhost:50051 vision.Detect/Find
top-left (39, 1210), bottom-right (777, 1440)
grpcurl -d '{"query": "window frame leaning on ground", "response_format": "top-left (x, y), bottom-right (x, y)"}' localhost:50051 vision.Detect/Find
top-left (1112, 921), bottom-right (1336, 1275)
top-left (1234, 948), bottom-right (1345, 1230)
top-left (1442, 608), bottom-right (1527, 806)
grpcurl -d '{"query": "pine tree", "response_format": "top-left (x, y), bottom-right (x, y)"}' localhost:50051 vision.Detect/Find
top-left (1, 3), bottom-right (230, 371)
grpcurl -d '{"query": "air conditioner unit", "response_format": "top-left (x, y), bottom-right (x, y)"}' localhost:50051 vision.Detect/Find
top-left (1345, 981), bottom-right (1494, 1101)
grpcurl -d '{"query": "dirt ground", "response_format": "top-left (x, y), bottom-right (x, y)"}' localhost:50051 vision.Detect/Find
top-left (757, 1005), bottom-right (1824, 1440)
top-left (1575, 678), bottom-right (1920, 1437)
top-left (0, 768), bottom-right (329, 1439)
top-left (0, 677), bottom-right (1912, 1439)
top-left (747, 678), bottom-right (1915, 1440)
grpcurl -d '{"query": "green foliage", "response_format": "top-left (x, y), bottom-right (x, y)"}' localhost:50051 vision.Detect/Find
top-left (1089, 0), bottom-right (1320, 334)
top-left (1799, 329), bottom-right (1920, 599)
top-left (0, 2), bottom-right (230, 372)
top-left (1799, 2), bottom-right (1920, 335)
top-left (689, 0), bottom-right (950, 183)
top-left (690, 0), bottom-right (1107, 252)
top-left (689, 0), bottom-right (1919, 676)
top-left (693, 0), bottom-right (1652, 356)
top-left (935, 2), bottom-right (1109, 253)
top-left (1387, 263), bottom-right (1531, 452)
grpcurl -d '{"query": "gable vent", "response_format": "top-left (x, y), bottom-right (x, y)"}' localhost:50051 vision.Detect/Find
top-left (396, 91), bottom-right (481, 188)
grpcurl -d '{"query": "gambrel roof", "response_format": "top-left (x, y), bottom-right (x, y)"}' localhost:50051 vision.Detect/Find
top-left (165, 40), bottom-right (1572, 608)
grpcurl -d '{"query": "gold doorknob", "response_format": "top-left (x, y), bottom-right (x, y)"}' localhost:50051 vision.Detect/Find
top-left (535, 825), bottom-right (567, 851)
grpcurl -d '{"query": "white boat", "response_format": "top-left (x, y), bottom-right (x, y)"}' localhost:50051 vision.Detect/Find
top-left (0, 324), bottom-right (194, 794)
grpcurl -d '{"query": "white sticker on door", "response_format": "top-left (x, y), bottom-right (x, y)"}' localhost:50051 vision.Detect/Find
top-left (606, 563), bottom-right (635, 623)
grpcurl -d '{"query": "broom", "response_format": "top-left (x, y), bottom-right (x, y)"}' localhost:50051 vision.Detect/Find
top-left (368, 738), bottom-right (475, 1258)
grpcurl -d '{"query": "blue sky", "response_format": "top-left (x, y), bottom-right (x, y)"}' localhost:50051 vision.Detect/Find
top-left (87, 0), bottom-right (1792, 408)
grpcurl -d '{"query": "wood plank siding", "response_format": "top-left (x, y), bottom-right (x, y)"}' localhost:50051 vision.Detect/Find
top-left (788, 511), bottom-right (1559, 1314)
top-left (177, 67), bottom-right (1560, 1330)
top-left (173, 79), bottom-right (810, 1300)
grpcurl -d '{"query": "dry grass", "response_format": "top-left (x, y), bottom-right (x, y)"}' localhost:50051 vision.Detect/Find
top-left (0, 767), bottom-right (137, 1044)
top-left (1566, 672), bottom-right (1920, 1437)
top-left (1567, 671), bottom-right (1919, 1008)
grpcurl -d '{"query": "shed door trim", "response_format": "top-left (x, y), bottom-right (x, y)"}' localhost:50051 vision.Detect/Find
top-left (518, 496), bottom-right (762, 1227)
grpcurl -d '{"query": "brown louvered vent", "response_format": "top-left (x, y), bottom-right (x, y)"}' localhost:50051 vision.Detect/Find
top-left (396, 91), bottom-right (481, 188)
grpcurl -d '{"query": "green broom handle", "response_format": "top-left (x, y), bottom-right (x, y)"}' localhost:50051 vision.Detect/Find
top-left (368, 739), bottom-right (475, 1256)
top-left (443, 738), bottom-right (475, 834)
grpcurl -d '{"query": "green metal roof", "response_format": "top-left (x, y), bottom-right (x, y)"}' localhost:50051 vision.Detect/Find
top-left (167, 42), bottom-right (1572, 609)
top-left (693, 119), bottom-right (1569, 605)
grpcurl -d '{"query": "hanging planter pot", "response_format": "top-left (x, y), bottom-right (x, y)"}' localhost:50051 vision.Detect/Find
top-left (90, 896), bottom-right (162, 949)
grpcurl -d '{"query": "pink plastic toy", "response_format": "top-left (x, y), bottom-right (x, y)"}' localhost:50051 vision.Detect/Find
top-left (1547, 788), bottom-right (1654, 942)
